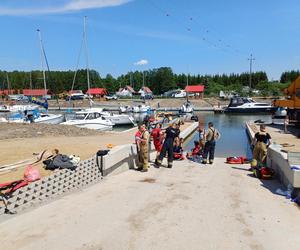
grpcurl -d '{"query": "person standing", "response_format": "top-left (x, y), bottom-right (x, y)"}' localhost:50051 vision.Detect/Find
top-left (251, 124), bottom-right (272, 166)
top-left (151, 123), bottom-right (163, 162)
top-left (202, 122), bottom-right (220, 164)
top-left (156, 123), bottom-right (180, 168)
top-left (139, 124), bottom-right (150, 172)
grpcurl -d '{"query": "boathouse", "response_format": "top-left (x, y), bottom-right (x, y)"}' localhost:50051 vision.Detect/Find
top-left (23, 89), bottom-right (50, 98)
top-left (86, 88), bottom-right (107, 98)
top-left (185, 85), bottom-right (205, 99)
top-left (116, 86), bottom-right (136, 97)
top-left (138, 86), bottom-right (152, 97)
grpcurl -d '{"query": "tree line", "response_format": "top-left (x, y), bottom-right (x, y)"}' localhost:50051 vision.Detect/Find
top-left (0, 68), bottom-right (296, 96)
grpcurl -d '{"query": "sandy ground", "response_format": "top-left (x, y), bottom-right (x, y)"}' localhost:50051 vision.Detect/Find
top-left (0, 122), bottom-right (191, 183)
top-left (0, 157), bottom-right (299, 250)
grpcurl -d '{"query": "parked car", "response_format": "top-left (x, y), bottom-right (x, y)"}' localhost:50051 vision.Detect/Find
top-left (141, 94), bottom-right (154, 100)
top-left (105, 94), bottom-right (118, 100)
top-left (65, 94), bottom-right (84, 101)
top-left (172, 90), bottom-right (186, 98)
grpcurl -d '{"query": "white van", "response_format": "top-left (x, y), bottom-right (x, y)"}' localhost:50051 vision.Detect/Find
top-left (172, 90), bottom-right (187, 98)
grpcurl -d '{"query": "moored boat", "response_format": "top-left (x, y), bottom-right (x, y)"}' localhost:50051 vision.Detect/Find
top-left (61, 109), bottom-right (114, 131)
top-left (224, 97), bottom-right (276, 113)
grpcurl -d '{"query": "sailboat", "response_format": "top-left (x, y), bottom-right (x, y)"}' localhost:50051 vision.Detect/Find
top-left (64, 17), bottom-right (135, 129)
top-left (1, 30), bottom-right (64, 124)
top-left (180, 73), bottom-right (194, 113)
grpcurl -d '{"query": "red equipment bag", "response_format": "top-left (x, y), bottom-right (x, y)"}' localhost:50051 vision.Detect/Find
top-left (24, 165), bottom-right (41, 182)
top-left (226, 156), bottom-right (249, 164)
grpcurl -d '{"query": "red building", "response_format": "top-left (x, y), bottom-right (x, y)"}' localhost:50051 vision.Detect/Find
top-left (86, 88), bottom-right (107, 98)
top-left (185, 85), bottom-right (205, 98)
top-left (23, 89), bottom-right (49, 97)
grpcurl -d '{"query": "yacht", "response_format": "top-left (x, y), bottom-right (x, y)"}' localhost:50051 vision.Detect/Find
top-left (224, 97), bottom-right (276, 113)
top-left (180, 101), bottom-right (194, 113)
top-left (61, 109), bottom-right (114, 131)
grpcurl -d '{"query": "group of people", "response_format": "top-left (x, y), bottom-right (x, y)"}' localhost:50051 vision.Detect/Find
top-left (135, 120), bottom-right (221, 172)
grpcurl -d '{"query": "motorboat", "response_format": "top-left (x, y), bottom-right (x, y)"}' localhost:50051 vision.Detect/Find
top-left (132, 104), bottom-right (151, 113)
top-left (0, 108), bottom-right (64, 124)
top-left (61, 109), bottom-right (114, 131)
top-left (180, 101), bottom-right (194, 113)
top-left (272, 107), bottom-right (287, 125)
top-left (224, 97), bottom-right (276, 113)
top-left (119, 105), bottom-right (131, 113)
top-left (35, 113), bottom-right (65, 124)
top-left (101, 112), bottom-right (136, 126)
top-left (0, 104), bottom-right (38, 113)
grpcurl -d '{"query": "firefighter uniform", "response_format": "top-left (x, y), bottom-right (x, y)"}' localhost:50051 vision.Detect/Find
top-left (157, 125), bottom-right (179, 168)
top-left (139, 130), bottom-right (150, 171)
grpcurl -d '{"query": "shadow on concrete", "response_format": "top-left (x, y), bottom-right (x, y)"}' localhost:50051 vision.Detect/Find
top-left (246, 173), bottom-right (286, 196)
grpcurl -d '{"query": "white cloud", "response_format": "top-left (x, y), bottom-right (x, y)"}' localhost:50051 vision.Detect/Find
top-left (134, 59), bottom-right (148, 66)
top-left (0, 0), bottom-right (131, 16)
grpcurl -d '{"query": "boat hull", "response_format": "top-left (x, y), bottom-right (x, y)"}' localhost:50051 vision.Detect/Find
top-left (224, 107), bottom-right (276, 114)
top-left (35, 114), bottom-right (65, 124)
top-left (103, 115), bottom-right (135, 125)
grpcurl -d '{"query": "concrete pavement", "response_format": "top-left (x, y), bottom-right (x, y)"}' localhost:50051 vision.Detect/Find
top-left (1, 158), bottom-right (300, 250)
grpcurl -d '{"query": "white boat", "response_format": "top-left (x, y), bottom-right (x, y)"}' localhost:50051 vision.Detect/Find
top-left (0, 109), bottom-right (64, 124)
top-left (180, 101), bottom-right (194, 113)
top-left (102, 112), bottom-right (135, 125)
top-left (272, 108), bottom-right (287, 125)
top-left (132, 104), bottom-right (151, 113)
top-left (61, 109), bottom-right (114, 131)
top-left (35, 113), bottom-right (65, 124)
top-left (0, 105), bottom-right (9, 112)
top-left (0, 104), bottom-right (38, 113)
top-left (119, 105), bottom-right (131, 113)
top-left (224, 97), bottom-right (276, 113)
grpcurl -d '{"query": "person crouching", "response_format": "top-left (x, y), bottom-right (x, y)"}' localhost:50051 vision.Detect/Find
top-left (186, 141), bottom-right (202, 162)
top-left (173, 137), bottom-right (184, 160)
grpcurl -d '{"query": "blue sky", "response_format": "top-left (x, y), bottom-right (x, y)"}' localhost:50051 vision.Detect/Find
top-left (0, 0), bottom-right (300, 80)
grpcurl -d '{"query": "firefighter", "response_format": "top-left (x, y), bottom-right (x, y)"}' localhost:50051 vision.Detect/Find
top-left (251, 124), bottom-right (272, 166)
top-left (156, 123), bottom-right (180, 168)
top-left (202, 122), bottom-right (220, 164)
top-left (138, 124), bottom-right (150, 172)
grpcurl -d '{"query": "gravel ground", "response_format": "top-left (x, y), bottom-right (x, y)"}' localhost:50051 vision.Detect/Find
top-left (0, 123), bottom-right (103, 140)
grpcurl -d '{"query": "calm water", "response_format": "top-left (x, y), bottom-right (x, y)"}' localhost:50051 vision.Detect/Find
top-left (185, 113), bottom-right (272, 158)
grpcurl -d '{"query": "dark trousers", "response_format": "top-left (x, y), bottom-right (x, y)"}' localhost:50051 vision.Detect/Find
top-left (159, 139), bottom-right (174, 163)
top-left (203, 140), bottom-right (216, 161)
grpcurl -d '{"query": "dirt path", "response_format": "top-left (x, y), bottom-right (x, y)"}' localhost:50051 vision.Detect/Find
top-left (0, 158), bottom-right (299, 250)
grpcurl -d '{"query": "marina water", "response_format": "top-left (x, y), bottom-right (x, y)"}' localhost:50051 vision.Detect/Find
top-left (185, 113), bottom-right (272, 158)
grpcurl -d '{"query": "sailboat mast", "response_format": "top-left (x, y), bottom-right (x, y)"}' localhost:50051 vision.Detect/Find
top-left (37, 29), bottom-right (47, 96)
top-left (186, 72), bottom-right (189, 102)
top-left (29, 71), bottom-right (33, 89)
top-left (6, 72), bottom-right (11, 95)
top-left (83, 16), bottom-right (91, 96)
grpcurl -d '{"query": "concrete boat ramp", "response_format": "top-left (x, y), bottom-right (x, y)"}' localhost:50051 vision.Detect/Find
top-left (1, 157), bottom-right (300, 250)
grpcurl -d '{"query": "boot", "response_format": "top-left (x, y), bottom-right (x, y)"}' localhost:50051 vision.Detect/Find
top-left (167, 162), bottom-right (173, 168)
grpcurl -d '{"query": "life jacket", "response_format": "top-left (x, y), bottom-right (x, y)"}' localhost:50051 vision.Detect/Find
top-left (226, 156), bottom-right (249, 164)
top-left (174, 152), bottom-right (185, 160)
